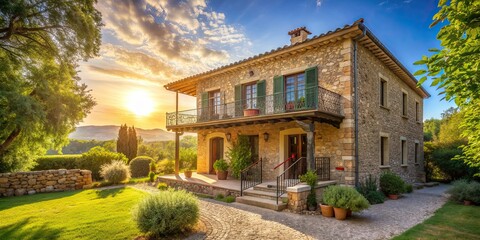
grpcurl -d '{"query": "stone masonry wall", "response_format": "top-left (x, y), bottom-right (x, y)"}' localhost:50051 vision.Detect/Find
top-left (195, 39), bottom-right (355, 184)
top-left (0, 169), bottom-right (93, 197)
top-left (356, 44), bottom-right (425, 184)
top-left (157, 177), bottom-right (240, 197)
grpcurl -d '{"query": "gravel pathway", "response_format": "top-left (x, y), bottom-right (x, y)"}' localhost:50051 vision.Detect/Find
top-left (131, 183), bottom-right (450, 240)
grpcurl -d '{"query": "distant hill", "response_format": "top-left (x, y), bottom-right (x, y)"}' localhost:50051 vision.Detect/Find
top-left (69, 125), bottom-right (176, 142)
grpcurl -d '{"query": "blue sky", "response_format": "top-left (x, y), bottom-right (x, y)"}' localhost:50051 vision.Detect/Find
top-left (79, 0), bottom-right (453, 128)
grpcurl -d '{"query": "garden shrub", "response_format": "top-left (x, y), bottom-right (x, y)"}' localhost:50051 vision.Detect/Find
top-left (300, 170), bottom-right (318, 209)
top-left (447, 179), bottom-right (480, 203)
top-left (129, 156), bottom-right (153, 178)
top-left (33, 155), bottom-right (80, 170)
top-left (213, 159), bottom-right (229, 172)
top-left (379, 171), bottom-right (405, 195)
top-left (132, 189), bottom-right (199, 236)
top-left (157, 182), bottom-right (168, 191)
top-left (100, 161), bottom-right (131, 184)
top-left (157, 159), bottom-right (175, 175)
top-left (322, 185), bottom-right (370, 212)
top-left (76, 147), bottom-right (128, 180)
top-left (356, 174), bottom-right (385, 204)
top-left (227, 136), bottom-right (252, 178)
top-left (224, 195), bottom-right (235, 203)
top-left (149, 161), bottom-right (156, 172)
top-left (404, 184), bottom-right (414, 193)
top-left (149, 171), bottom-right (155, 182)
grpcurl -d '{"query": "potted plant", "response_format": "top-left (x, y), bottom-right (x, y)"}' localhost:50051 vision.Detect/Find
top-left (300, 170), bottom-right (318, 211)
top-left (183, 160), bottom-right (194, 178)
top-left (243, 108), bottom-right (260, 117)
top-left (213, 159), bottom-right (229, 180)
top-left (379, 171), bottom-right (405, 200)
top-left (323, 185), bottom-right (370, 220)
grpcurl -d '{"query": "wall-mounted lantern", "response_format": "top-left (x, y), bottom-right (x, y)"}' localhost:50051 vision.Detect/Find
top-left (263, 132), bottom-right (269, 142)
top-left (226, 133), bottom-right (232, 142)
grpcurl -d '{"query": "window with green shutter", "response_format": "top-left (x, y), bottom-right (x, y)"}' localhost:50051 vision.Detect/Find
top-left (256, 80), bottom-right (266, 114)
top-left (200, 92), bottom-right (208, 121)
top-left (273, 75), bottom-right (284, 113)
top-left (304, 66), bottom-right (318, 108)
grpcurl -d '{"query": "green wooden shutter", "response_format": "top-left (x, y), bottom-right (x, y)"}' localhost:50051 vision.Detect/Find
top-left (201, 92), bottom-right (208, 121)
top-left (234, 84), bottom-right (242, 117)
top-left (305, 66), bottom-right (318, 109)
top-left (273, 75), bottom-right (284, 113)
top-left (256, 80), bottom-right (266, 114)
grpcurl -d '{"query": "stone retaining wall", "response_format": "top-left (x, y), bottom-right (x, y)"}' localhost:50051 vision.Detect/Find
top-left (0, 169), bottom-right (93, 197)
top-left (157, 178), bottom-right (240, 197)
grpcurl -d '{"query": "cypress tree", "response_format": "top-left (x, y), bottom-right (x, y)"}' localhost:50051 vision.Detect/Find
top-left (116, 124), bottom-right (129, 158)
top-left (128, 126), bottom-right (138, 161)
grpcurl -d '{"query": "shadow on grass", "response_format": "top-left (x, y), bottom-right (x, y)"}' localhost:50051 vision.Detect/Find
top-left (0, 218), bottom-right (62, 240)
top-left (94, 187), bottom-right (125, 198)
top-left (0, 190), bottom-right (81, 211)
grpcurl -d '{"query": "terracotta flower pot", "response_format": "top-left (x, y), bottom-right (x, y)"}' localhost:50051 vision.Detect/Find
top-left (216, 170), bottom-right (228, 180)
top-left (320, 204), bottom-right (334, 217)
top-left (388, 194), bottom-right (399, 200)
top-left (243, 109), bottom-right (260, 117)
top-left (333, 207), bottom-right (348, 220)
top-left (184, 170), bottom-right (192, 178)
top-left (464, 200), bottom-right (472, 206)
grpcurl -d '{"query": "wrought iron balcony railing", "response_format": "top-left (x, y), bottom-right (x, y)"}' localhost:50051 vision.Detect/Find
top-left (166, 86), bottom-right (342, 127)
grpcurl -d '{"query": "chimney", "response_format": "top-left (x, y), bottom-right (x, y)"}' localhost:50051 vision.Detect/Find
top-left (288, 27), bottom-right (312, 45)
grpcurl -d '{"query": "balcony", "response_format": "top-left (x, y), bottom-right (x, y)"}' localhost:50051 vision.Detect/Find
top-left (166, 86), bottom-right (344, 131)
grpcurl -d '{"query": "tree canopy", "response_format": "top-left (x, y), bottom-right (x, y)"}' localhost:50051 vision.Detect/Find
top-left (0, 0), bottom-right (102, 172)
top-left (415, 0), bottom-right (480, 175)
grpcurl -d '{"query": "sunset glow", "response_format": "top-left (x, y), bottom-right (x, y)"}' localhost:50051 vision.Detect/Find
top-left (125, 90), bottom-right (155, 117)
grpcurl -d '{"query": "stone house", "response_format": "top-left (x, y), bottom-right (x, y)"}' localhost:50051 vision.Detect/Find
top-left (164, 19), bottom-right (429, 189)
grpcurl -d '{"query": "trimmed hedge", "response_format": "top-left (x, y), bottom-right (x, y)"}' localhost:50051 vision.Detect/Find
top-left (77, 147), bottom-right (128, 180)
top-left (33, 155), bottom-right (81, 171)
top-left (129, 156), bottom-right (154, 178)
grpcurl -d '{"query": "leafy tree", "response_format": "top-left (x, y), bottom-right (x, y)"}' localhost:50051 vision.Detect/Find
top-left (0, 0), bottom-right (102, 172)
top-left (424, 118), bottom-right (441, 141)
top-left (128, 126), bottom-right (138, 161)
top-left (415, 0), bottom-right (480, 175)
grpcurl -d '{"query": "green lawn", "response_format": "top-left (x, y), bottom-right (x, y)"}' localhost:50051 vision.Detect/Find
top-left (394, 201), bottom-right (480, 240)
top-left (0, 187), bottom-right (146, 240)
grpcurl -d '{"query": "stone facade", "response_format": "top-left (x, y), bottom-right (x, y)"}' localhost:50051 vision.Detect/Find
top-left (356, 44), bottom-right (425, 183)
top-left (0, 169), bottom-right (92, 197)
top-left (178, 30), bottom-right (425, 185)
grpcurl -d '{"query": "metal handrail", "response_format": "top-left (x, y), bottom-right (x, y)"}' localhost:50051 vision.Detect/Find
top-left (240, 157), bottom-right (263, 196)
top-left (275, 157), bottom-right (305, 205)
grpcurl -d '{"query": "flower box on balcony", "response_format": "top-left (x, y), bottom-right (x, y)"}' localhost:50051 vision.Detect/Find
top-left (244, 108), bottom-right (260, 117)
top-left (335, 166), bottom-right (345, 171)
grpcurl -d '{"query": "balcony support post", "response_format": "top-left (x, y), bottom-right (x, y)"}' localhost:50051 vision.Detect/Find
top-left (295, 120), bottom-right (315, 171)
top-left (175, 91), bottom-right (180, 175)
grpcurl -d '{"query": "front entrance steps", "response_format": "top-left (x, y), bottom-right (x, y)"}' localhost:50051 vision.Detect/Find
top-left (236, 182), bottom-right (288, 211)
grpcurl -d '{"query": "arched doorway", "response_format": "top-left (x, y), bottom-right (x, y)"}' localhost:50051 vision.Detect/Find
top-left (210, 137), bottom-right (224, 174)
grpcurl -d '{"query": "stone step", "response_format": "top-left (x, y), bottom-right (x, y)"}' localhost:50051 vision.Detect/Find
top-left (243, 188), bottom-right (287, 200)
top-left (253, 183), bottom-right (284, 193)
top-left (236, 196), bottom-right (287, 211)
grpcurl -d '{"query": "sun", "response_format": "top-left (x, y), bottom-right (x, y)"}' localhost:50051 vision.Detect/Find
top-left (125, 90), bottom-right (155, 116)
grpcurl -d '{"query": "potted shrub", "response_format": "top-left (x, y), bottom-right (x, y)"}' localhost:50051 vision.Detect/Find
top-left (300, 170), bottom-right (318, 211)
top-left (323, 185), bottom-right (370, 220)
top-left (183, 160), bottom-right (194, 178)
top-left (379, 172), bottom-right (406, 200)
top-left (213, 159), bottom-right (229, 180)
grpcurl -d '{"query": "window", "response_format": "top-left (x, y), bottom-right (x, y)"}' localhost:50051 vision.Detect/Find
top-left (243, 82), bottom-right (257, 109)
top-left (380, 78), bottom-right (387, 107)
top-left (402, 92), bottom-right (407, 116)
top-left (380, 136), bottom-right (389, 166)
top-left (415, 101), bottom-right (420, 122)
top-left (285, 72), bottom-right (305, 110)
top-left (247, 135), bottom-right (259, 162)
top-left (401, 138), bottom-right (407, 166)
top-left (415, 142), bottom-right (419, 164)
top-left (208, 90), bottom-right (221, 116)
